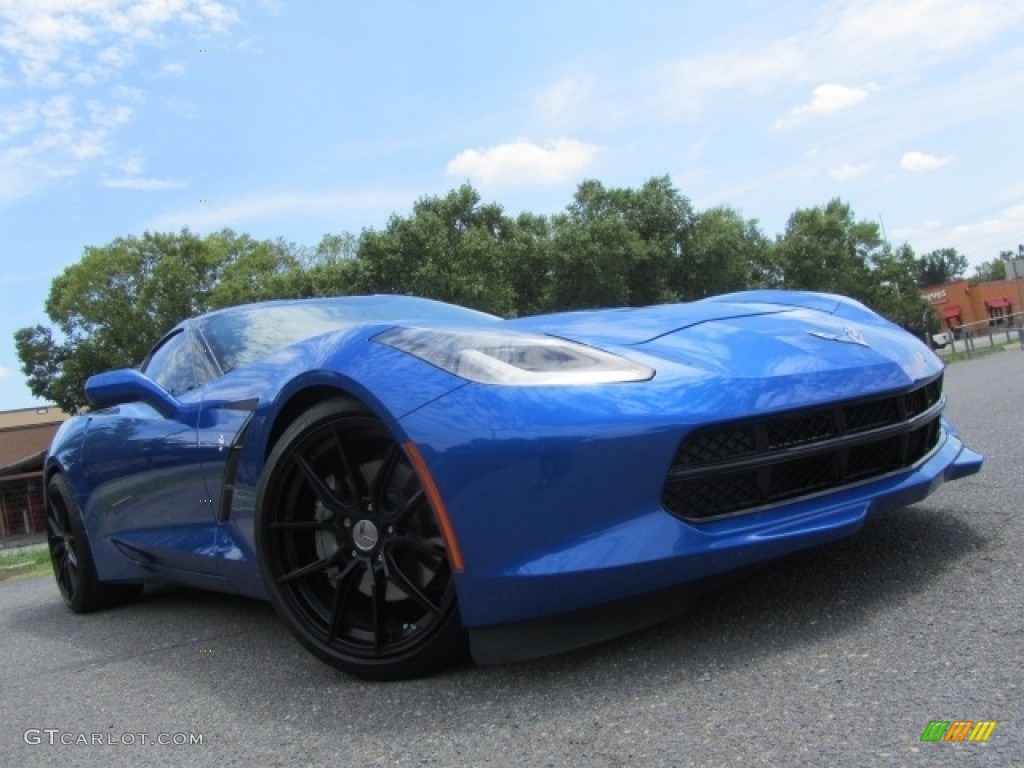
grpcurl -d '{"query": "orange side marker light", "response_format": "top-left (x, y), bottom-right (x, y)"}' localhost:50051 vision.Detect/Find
top-left (403, 441), bottom-right (464, 573)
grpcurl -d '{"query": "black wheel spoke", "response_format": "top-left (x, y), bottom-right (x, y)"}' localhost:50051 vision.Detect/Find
top-left (60, 555), bottom-right (76, 597)
top-left (370, 563), bottom-right (388, 653)
top-left (47, 515), bottom-right (66, 539)
top-left (293, 453), bottom-right (350, 515)
top-left (383, 548), bottom-right (442, 615)
top-left (394, 487), bottom-right (426, 523)
top-left (278, 549), bottom-right (343, 584)
top-left (370, 443), bottom-right (402, 514)
top-left (330, 425), bottom-right (365, 502)
top-left (391, 534), bottom-right (446, 564)
top-left (326, 559), bottom-right (362, 643)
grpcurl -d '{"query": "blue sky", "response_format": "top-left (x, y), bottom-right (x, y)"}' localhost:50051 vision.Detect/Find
top-left (1, 0), bottom-right (1023, 409)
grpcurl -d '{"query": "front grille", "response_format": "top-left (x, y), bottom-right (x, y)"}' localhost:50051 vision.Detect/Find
top-left (662, 374), bottom-right (944, 522)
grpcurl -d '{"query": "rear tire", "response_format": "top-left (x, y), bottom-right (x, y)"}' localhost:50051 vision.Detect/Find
top-left (46, 474), bottom-right (143, 613)
top-left (256, 399), bottom-right (466, 680)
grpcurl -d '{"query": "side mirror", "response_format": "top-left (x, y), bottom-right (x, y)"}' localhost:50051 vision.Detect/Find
top-left (85, 369), bottom-right (182, 419)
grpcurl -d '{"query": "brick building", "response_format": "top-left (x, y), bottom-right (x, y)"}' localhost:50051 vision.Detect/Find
top-left (0, 405), bottom-right (70, 545)
top-left (922, 268), bottom-right (1024, 332)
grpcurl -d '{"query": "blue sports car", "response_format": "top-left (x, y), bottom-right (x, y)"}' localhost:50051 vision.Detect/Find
top-left (45, 291), bottom-right (982, 679)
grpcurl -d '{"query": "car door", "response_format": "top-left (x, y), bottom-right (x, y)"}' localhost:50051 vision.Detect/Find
top-left (82, 325), bottom-right (223, 579)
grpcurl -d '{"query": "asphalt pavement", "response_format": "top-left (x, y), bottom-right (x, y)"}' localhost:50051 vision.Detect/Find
top-left (1, 350), bottom-right (1021, 767)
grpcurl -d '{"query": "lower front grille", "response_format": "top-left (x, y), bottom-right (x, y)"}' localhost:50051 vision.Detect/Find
top-left (662, 375), bottom-right (944, 522)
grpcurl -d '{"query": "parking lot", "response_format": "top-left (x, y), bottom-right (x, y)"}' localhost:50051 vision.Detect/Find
top-left (1, 350), bottom-right (1021, 767)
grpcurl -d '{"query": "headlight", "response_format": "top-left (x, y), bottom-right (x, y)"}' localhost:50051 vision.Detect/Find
top-left (375, 327), bottom-right (654, 385)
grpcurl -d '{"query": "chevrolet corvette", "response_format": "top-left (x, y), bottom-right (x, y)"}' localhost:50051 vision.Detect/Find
top-left (44, 291), bottom-right (982, 679)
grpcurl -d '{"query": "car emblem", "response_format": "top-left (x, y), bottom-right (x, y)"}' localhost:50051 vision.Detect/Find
top-left (808, 327), bottom-right (869, 347)
top-left (352, 519), bottom-right (379, 551)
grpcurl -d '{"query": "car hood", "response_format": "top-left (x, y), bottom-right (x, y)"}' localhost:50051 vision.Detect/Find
top-left (506, 293), bottom-right (942, 384)
top-left (505, 300), bottom-right (791, 346)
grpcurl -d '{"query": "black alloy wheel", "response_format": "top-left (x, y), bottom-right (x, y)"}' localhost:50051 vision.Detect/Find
top-left (256, 399), bottom-right (465, 680)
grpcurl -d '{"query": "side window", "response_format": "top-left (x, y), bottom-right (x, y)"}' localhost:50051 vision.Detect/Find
top-left (141, 330), bottom-right (199, 396)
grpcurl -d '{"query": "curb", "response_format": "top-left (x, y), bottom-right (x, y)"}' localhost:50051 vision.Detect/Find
top-left (0, 542), bottom-right (49, 554)
top-left (0, 563), bottom-right (35, 582)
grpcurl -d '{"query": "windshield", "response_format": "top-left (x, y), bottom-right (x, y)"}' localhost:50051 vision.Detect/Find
top-left (197, 296), bottom-right (496, 372)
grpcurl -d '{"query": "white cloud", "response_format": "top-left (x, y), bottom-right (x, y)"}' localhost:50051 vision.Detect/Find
top-left (658, 0), bottom-right (1024, 113)
top-left (237, 35), bottom-right (266, 54)
top-left (899, 202), bottom-right (1024, 265)
top-left (830, 0), bottom-right (1020, 71)
top-left (98, 43), bottom-right (131, 68)
top-left (775, 83), bottom-right (877, 129)
top-left (0, 364), bottom-right (12, 380)
top-left (101, 177), bottom-right (186, 190)
top-left (88, 101), bottom-right (133, 129)
top-left (0, 165), bottom-right (46, 203)
top-left (0, 1), bottom-right (240, 199)
top-left (158, 61), bottom-right (186, 77)
top-left (0, 91), bottom-right (142, 196)
top-left (951, 202), bottom-right (1024, 239)
top-left (535, 76), bottom-right (595, 122)
top-left (900, 151), bottom-right (954, 171)
top-left (829, 162), bottom-right (871, 180)
top-left (164, 97), bottom-right (198, 118)
top-left (891, 220), bottom-right (942, 243)
top-left (112, 84), bottom-right (145, 102)
top-left (446, 139), bottom-right (600, 187)
top-left (0, 1), bottom-right (238, 87)
top-left (39, 95), bottom-right (74, 132)
top-left (662, 42), bottom-right (803, 113)
top-left (116, 152), bottom-right (144, 175)
top-left (0, 101), bottom-right (39, 142)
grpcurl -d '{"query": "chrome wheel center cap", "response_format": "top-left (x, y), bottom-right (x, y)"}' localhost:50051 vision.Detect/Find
top-left (352, 519), bottom-right (379, 552)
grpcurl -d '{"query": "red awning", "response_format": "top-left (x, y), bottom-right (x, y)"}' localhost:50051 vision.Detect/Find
top-left (942, 305), bottom-right (962, 318)
top-left (985, 297), bottom-right (1010, 309)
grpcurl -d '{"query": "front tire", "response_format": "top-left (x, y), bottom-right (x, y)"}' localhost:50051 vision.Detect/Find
top-left (256, 399), bottom-right (465, 680)
top-left (46, 474), bottom-right (142, 612)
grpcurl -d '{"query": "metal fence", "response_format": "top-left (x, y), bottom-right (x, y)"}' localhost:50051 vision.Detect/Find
top-left (933, 311), bottom-right (1024, 358)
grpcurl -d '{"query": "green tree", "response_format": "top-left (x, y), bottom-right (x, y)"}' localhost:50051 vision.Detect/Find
top-left (687, 207), bottom-right (773, 296)
top-left (354, 185), bottom-right (518, 315)
top-left (973, 250), bottom-right (1015, 282)
top-left (916, 247), bottom-right (968, 286)
top-left (548, 176), bottom-right (694, 309)
top-left (505, 212), bottom-right (553, 317)
top-left (774, 199), bottom-right (924, 326)
top-left (14, 228), bottom-right (299, 412)
top-left (207, 233), bottom-right (305, 307)
top-left (209, 232), bottom-right (361, 303)
top-left (13, 325), bottom-right (74, 415)
top-left (294, 233), bottom-right (361, 298)
top-left (775, 199), bottom-right (876, 297)
top-left (865, 242), bottom-right (930, 330)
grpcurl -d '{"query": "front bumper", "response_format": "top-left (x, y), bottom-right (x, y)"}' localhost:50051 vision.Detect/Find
top-left (455, 428), bottom-right (981, 663)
